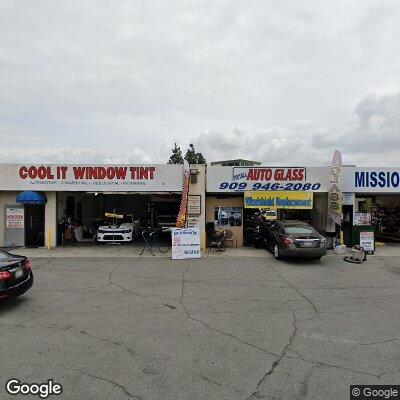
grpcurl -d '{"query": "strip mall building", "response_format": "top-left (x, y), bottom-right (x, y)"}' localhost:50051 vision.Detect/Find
top-left (1, 163), bottom-right (400, 249)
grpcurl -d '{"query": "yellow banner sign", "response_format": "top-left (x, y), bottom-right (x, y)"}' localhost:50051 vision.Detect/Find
top-left (105, 212), bottom-right (123, 219)
top-left (244, 191), bottom-right (313, 209)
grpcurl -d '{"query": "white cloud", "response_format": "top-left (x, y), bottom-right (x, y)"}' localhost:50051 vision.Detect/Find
top-left (0, 1), bottom-right (399, 166)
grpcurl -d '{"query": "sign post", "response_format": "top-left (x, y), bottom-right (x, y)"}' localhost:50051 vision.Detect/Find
top-left (105, 211), bottom-right (123, 246)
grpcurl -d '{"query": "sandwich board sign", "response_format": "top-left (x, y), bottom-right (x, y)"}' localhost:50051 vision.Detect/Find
top-left (360, 231), bottom-right (374, 253)
top-left (171, 228), bottom-right (201, 259)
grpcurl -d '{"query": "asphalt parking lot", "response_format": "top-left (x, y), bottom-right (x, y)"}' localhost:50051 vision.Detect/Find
top-left (1, 252), bottom-right (400, 400)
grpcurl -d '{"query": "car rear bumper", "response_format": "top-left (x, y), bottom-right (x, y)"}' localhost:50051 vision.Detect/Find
top-left (280, 246), bottom-right (327, 258)
top-left (0, 273), bottom-right (33, 300)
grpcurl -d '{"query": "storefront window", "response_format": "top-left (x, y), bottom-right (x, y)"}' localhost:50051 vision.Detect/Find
top-left (214, 207), bottom-right (242, 227)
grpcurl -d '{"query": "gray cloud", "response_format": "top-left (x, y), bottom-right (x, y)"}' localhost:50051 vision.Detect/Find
top-left (193, 91), bottom-right (400, 166)
top-left (0, 1), bottom-right (399, 166)
top-left (311, 92), bottom-right (400, 158)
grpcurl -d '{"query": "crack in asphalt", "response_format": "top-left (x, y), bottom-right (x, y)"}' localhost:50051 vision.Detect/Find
top-left (71, 367), bottom-right (144, 400)
top-left (263, 260), bottom-right (319, 319)
top-left (246, 311), bottom-right (298, 400)
top-left (73, 326), bottom-right (156, 366)
top-left (287, 349), bottom-right (383, 378)
top-left (177, 259), bottom-right (384, 397)
top-left (45, 323), bottom-right (158, 373)
top-left (359, 337), bottom-right (399, 346)
top-left (107, 261), bottom-right (179, 301)
top-left (178, 264), bottom-right (279, 359)
top-left (15, 256), bottom-right (391, 398)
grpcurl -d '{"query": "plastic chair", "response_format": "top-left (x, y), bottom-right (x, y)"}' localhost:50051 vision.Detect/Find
top-left (74, 227), bottom-right (93, 243)
top-left (206, 222), bottom-right (225, 252)
top-left (224, 229), bottom-right (237, 249)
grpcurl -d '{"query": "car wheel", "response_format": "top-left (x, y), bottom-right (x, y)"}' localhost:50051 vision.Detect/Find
top-left (274, 245), bottom-right (281, 260)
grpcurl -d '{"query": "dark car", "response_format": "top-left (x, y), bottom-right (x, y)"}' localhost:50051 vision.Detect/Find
top-left (0, 251), bottom-right (33, 300)
top-left (263, 220), bottom-right (327, 260)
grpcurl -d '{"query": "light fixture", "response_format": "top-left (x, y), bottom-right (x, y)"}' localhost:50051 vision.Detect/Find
top-left (190, 169), bottom-right (199, 183)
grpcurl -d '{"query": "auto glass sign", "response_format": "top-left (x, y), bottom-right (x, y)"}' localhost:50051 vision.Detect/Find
top-left (327, 150), bottom-right (343, 226)
top-left (234, 167), bottom-right (306, 182)
top-left (244, 191), bottom-right (313, 209)
top-left (209, 166), bottom-right (325, 192)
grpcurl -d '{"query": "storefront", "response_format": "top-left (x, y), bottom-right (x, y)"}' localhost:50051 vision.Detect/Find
top-left (2, 162), bottom-right (399, 251)
top-left (206, 166), bottom-right (330, 247)
top-left (343, 167), bottom-right (400, 246)
top-left (0, 164), bottom-right (206, 249)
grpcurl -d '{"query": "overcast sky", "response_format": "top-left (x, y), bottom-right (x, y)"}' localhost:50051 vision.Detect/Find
top-left (0, 0), bottom-right (399, 166)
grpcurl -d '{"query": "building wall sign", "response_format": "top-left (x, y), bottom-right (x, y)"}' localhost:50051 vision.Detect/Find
top-left (0, 164), bottom-right (183, 192)
top-left (6, 208), bottom-right (24, 229)
top-left (187, 215), bottom-right (200, 228)
top-left (342, 192), bottom-right (355, 206)
top-left (244, 191), bottom-right (313, 209)
top-left (207, 166), bottom-right (328, 192)
top-left (343, 168), bottom-right (400, 193)
top-left (188, 195), bottom-right (201, 215)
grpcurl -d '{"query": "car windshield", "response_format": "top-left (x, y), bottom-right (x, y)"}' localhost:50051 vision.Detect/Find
top-left (119, 216), bottom-right (133, 224)
top-left (284, 224), bottom-right (317, 235)
top-left (104, 216), bottom-right (132, 226)
top-left (0, 251), bottom-right (9, 259)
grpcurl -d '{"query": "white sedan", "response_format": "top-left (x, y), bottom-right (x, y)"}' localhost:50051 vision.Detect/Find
top-left (97, 219), bottom-right (138, 243)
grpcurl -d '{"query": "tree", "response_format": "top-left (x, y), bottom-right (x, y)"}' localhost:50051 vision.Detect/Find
top-left (184, 143), bottom-right (206, 164)
top-left (168, 143), bottom-right (184, 164)
top-left (196, 151), bottom-right (206, 164)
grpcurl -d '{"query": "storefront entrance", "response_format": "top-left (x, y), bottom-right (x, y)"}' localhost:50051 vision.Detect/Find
top-left (354, 195), bottom-right (400, 244)
top-left (24, 204), bottom-right (45, 247)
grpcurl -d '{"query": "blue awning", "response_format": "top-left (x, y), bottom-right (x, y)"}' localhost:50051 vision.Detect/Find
top-left (16, 191), bottom-right (47, 205)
